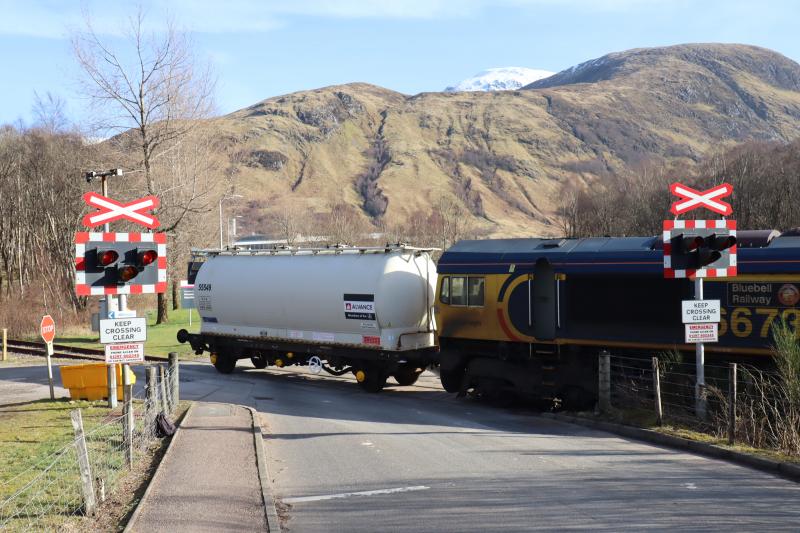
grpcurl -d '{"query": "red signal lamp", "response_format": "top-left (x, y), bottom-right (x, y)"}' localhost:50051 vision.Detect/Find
top-left (678, 234), bottom-right (704, 253)
top-left (99, 250), bottom-right (119, 266)
top-left (118, 266), bottom-right (138, 282)
top-left (139, 249), bottom-right (158, 266)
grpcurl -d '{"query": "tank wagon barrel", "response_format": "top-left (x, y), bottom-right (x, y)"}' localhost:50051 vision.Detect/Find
top-left (177, 244), bottom-right (439, 392)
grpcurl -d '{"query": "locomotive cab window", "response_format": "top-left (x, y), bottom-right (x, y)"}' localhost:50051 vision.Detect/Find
top-left (468, 277), bottom-right (485, 306)
top-left (450, 277), bottom-right (467, 305)
top-left (439, 277), bottom-right (450, 304)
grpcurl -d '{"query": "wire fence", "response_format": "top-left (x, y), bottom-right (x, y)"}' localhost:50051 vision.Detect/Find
top-left (0, 362), bottom-right (179, 531)
top-left (606, 353), bottom-right (800, 457)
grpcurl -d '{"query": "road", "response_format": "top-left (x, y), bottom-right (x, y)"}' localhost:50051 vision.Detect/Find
top-left (3, 360), bottom-right (800, 531)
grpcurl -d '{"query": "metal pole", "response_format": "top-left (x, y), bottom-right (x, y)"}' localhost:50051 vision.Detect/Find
top-left (695, 277), bottom-right (706, 420)
top-left (122, 364), bottom-right (133, 468)
top-left (107, 364), bottom-right (118, 408)
top-left (102, 174), bottom-right (119, 406)
top-left (101, 176), bottom-right (109, 233)
top-left (45, 341), bottom-right (55, 400)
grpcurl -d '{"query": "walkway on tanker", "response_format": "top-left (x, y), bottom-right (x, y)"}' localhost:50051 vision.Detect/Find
top-left (126, 402), bottom-right (268, 532)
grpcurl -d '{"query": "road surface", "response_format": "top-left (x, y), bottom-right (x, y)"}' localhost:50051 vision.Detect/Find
top-left (3, 360), bottom-right (800, 531)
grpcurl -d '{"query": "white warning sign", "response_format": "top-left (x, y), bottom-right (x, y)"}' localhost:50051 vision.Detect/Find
top-left (685, 323), bottom-right (718, 344)
top-left (105, 343), bottom-right (145, 364)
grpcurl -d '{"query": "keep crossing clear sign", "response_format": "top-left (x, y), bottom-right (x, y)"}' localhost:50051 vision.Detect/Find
top-left (100, 317), bottom-right (147, 344)
top-left (681, 300), bottom-right (721, 324)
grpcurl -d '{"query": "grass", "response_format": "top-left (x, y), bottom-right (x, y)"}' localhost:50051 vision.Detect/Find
top-left (55, 308), bottom-right (201, 359)
top-left (0, 398), bottom-right (190, 531)
top-left (572, 406), bottom-right (800, 466)
top-left (0, 399), bottom-right (119, 529)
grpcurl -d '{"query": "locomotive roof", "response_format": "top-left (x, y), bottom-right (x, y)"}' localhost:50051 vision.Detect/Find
top-left (438, 233), bottom-right (800, 276)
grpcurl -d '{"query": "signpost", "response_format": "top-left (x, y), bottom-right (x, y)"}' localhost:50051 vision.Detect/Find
top-left (40, 315), bottom-right (56, 400)
top-left (80, 169), bottom-right (164, 408)
top-left (665, 181), bottom-right (736, 420)
top-left (180, 280), bottom-right (195, 326)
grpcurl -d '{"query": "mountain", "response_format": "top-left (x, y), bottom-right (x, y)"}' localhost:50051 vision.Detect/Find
top-left (444, 67), bottom-right (555, 92)
top-left (213, 44), bottom-right (800, 239)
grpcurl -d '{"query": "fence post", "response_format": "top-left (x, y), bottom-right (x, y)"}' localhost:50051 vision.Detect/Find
top-left (598, 350), bottom-right (611, 413)
top-left (1, 327), bottom-right (6, 362)
top-left (145, 366), bottom-right (157, 434)
top-left (652, 357), bottom-right (663, 426)
top-left (70, 409), bottom-right (96, 517)
top-left (728, 363), bottom-right (737, 445)
top-left (169, 352), bottom-right (179, 409)
top-left (158, 365), bottom-right (169, 414)
top-left (122, 364), bottom-right (133, 468)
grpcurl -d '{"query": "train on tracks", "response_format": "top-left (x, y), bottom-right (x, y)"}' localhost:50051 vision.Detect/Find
top-left (178, 230), bottom-right (800, 403)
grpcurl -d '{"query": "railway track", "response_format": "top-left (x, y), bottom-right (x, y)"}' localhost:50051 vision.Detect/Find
top-left (5, 339), bottom-right (162, 362)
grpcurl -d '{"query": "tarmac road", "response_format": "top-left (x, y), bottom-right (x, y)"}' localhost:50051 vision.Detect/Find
top-left (3, 360), bottom-right (800, 531)
top-left (175, 362), bottom-right (800, 532)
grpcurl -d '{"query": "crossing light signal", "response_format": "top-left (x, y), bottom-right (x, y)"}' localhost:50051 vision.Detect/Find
top-left (76, 232), bottom-right (166, 294)
top-left (663, 221), bottom-right (737, 278)
top-left (98, 249), bottom-right (119, 267)
top-left (139, 249), bottom-right (158, 266)
top-left (678, 235), bottom-right (704, 253)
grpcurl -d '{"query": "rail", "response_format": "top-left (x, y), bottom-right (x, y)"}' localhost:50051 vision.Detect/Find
top-left (5, 339), bottom-right (162, 362)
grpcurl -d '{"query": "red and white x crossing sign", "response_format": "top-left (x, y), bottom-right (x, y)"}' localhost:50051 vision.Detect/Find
top-left (82, 192), bottom-right (161, 229)
top-left (669, 182), bottom-right (733, 216)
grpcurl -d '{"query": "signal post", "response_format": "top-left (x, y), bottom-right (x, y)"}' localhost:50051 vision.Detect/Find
top-left (664, 183), bottom-right (737, 419)
top-left (78, 170), bottom-right (166, 407)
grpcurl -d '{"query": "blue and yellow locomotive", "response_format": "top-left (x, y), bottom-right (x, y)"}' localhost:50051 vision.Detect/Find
top-left (435, 230), bottom-right (800, 404)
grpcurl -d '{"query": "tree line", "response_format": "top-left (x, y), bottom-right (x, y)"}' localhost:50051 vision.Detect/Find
top-left (556, 139), bottom-right (800, 238)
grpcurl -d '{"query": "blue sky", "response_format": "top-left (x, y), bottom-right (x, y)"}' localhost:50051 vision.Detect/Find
top-left (1, 0), bottom-right (799, 128)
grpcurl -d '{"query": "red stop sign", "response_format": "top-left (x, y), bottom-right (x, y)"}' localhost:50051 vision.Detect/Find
top-left (40, 315), bottom-right (55, 344)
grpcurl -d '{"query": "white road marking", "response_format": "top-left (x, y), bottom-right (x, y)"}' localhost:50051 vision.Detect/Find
top-left (361, 441), bottom-right (373, 446)
top-left (684, 483), bottom-right (697, 490)
top-left (284, 485), bottom-right (430, 504)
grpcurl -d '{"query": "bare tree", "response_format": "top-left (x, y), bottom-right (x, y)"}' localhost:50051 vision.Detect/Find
top-left (270, 208), bottom-right (306, 246)
top-left (72, 10), bottom-right (216, 323)
top-left (322, 203), bottom-right (368, 245)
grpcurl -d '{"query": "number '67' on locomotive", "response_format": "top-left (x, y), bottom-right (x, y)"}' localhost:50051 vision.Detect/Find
top-left (177, 244), bottom-right (438, 392)
top-left (434, 230), bottom-right (800, 405)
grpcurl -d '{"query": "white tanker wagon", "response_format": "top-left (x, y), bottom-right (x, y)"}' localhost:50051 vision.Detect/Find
top-left (177, 244), bottom-right (439, 392)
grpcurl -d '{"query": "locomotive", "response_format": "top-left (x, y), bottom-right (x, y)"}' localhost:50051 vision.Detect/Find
top-left (178, 230), bottom-right (800, 401)
top-left (435, 230), bottom-right (800, 405)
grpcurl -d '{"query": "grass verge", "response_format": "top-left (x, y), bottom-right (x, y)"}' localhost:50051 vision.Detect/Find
top-left (53, 308), bottom-right (201, 359)
top-left (570, 407), bottom-right (800, 466)
top-left (0, 398), bottom-right (189, 531)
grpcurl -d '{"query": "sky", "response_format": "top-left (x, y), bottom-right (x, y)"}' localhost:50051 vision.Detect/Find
top-left (1, 0), bottom-right (799, 128)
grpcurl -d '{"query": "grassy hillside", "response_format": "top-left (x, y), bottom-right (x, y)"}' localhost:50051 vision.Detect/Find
top-left (213, 44), bottom-right (800, 239)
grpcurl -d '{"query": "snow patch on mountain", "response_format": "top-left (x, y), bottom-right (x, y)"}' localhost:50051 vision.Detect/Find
top-left (444, 67), bottom-right (555, 92)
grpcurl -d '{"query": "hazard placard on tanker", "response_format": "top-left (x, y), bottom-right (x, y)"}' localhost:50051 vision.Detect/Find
top-left (343, 294), bottom-right (376, 320)
top-left (100, 317), bottom-right (147, 344)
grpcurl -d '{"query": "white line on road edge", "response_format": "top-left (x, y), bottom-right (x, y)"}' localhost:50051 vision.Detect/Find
top-left (284, 485), bottom-right (431, 504)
